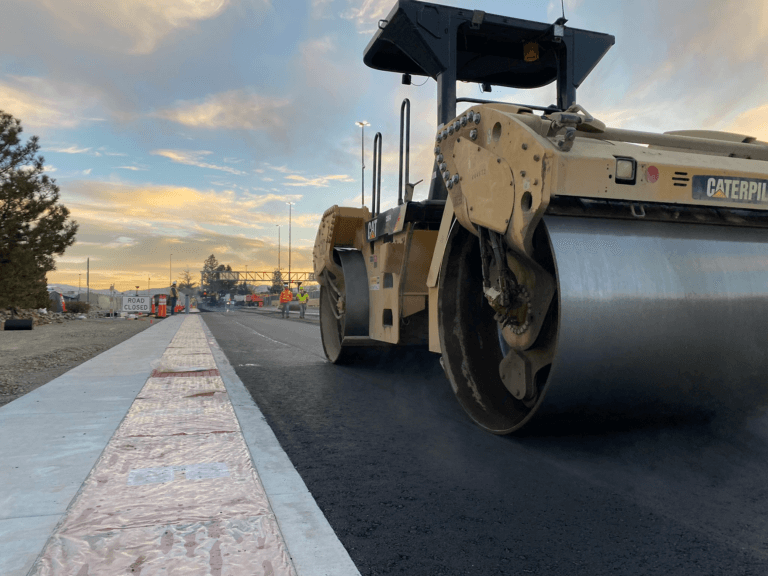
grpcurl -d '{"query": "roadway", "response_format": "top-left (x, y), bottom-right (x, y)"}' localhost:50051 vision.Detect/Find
top-left (203, 308), bottom-right (768, 576)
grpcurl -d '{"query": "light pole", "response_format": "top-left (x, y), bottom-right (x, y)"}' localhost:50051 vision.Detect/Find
top-left (78, 274), bottom-right (81, 295)
top-left (356, 121), bottom-right (369, 207)
top-left (286, 202), bottom-right (295, 288)
top-left (276, 224), bottom-right (281, 271)
top-left (169, 254), bottom-right (172, 290)
top-left (148, 276), bottom-right (150, 296)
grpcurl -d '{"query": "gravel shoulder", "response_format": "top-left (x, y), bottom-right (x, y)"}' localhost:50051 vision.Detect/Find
top-left (0, 317), bottom-right (161, 407)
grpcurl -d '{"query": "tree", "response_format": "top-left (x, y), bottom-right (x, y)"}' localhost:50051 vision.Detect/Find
top-left (270, 269), bottom-right (284, 294)
top-left (177, 268), bottom-right (197, 295)
top-left (216, 264), bottom-right (237, 293)
top-left (202, 254), bottom-right (219, 292)
top-left (0, 111), bottom-right (77, 308)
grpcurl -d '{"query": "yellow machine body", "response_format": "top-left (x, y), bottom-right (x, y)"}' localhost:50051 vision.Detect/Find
top-left (313, 0), bottom-right (768, 434)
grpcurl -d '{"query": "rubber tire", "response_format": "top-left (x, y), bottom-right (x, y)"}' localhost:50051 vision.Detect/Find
top-left (4, 318), bottom-right (34, 330)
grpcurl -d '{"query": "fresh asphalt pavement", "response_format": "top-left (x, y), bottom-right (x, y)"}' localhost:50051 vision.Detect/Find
top-left (203, 309), bottom-right (768, 576)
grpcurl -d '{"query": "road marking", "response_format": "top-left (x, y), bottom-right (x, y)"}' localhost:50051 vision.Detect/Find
top-left (234, 320), bottom-right (289, 346)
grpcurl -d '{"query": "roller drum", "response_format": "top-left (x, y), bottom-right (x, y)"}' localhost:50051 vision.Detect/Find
top-left (540, 215), bottom-right (768, 418)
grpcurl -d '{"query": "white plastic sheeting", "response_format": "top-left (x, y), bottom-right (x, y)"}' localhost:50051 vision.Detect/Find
top-left (32, 316), bottom-right (296, 576)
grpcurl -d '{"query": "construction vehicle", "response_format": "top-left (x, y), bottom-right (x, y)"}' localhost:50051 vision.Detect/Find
top-left (313, 0), bottom-right (768, 434)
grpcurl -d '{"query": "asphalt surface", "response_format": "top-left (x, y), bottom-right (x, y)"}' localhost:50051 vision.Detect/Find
top-left (204, 308), bottom-right (768, 576)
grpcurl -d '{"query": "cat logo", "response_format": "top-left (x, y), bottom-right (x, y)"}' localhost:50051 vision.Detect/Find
top-left (367, 219), bottom-right (377, 240)
top-left (694, 175), bottom-right (768, 203)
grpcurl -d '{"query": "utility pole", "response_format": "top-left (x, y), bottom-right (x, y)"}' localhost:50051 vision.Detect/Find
top-left (169, 254), bottom-right (172, 290)
top-left (356, 121), bottom-right (369, 207)
top-left (87, 257), bottom-right (90, 303)
top-left (148, 276), bottom-right (150, 296)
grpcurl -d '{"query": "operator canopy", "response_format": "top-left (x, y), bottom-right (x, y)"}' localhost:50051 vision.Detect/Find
top-left (364, 0), bottom-right (614, 108)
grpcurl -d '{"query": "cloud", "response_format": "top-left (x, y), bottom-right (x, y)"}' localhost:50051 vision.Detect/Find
top-left (33, 0), bottom-right (236, 55)
top-left (152, 149), bottom-right (247, 175)
top-left (284, 174), bottom-right (355, 187)
top-left (49, 179), bottom-right (318, 289)
top-left (156, 90), bottom-right (290, 132)
top-left (82, 168), bottom-right (92, 175)
top-left (264, 164), bottom-right (301, 174)
top-left (340, 0), bottom-right (395, 34)
top-left (573, 0), bottom-right (768, 133)
top-left (116, 166), bottom-right (148, 171)
top-left (725, 104), bottom-right (768, 141)
top-left (47, 145), bottom-right (92, 154)
top-left (311, 0), bottom-right (333, 18)
top-left (0, 75), bottom-right (102, 129)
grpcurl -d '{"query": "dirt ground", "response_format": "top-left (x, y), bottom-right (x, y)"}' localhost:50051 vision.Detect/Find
top-left (0, 317), bottom-right (160, 407)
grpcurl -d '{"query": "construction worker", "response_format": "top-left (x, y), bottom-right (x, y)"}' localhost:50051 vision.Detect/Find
top-left (169, 281), bottom-right (179, 316)
top-left (297, 285), bottom-right (309, 319)
top-left (279, 284), bottom-right (293, 318)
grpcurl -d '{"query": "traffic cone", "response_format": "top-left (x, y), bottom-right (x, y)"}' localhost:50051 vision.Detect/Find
top-left (158, 296), bottom-right (167, 318)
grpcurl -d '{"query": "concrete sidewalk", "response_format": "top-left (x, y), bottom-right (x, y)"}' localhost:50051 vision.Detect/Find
top-left (0, 315), bottom-right (357, 576)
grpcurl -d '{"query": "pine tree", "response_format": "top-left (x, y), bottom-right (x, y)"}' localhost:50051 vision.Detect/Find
top-left (0, 111), bottom-right (77, 308)
top-left (270, 269), bottom-right (283, 294)
top-left (202, 254), bottom-right (219, 293)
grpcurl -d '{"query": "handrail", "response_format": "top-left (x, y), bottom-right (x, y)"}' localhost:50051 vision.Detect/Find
top-left (398, 98), bottom-right (410, 205)
top-left (456, 97), bottom-right (560, 113)
top-left (372, 132), bottom-right (382, 216)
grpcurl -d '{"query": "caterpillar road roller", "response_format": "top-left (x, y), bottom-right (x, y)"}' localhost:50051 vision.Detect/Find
top-left (313, 0), bottom-right (768, 434)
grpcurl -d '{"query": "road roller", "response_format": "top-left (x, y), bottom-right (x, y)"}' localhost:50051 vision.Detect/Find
top-left (313, 0), bottom-right (768, 433)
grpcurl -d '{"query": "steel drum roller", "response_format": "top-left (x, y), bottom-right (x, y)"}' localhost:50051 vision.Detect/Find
top-left (536, 215), bottom-right (768, 417)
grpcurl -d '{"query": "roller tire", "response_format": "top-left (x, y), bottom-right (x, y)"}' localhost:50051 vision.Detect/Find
top-left (438, 226), bottom-right (531, 434)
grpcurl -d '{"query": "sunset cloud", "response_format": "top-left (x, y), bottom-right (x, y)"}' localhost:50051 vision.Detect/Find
top-left (46, 145), bottom-right (92, 154)
top-left (284, 173), bottom-right (355, 187)
top-left (156, 90), bottom-right (290, 131)
top-left (34, 0), bottom-right (236, 55)
top-left (152, 149), bottom-right (247, 175)
top-left (340, 0), bottom-right (394, 34)
top-left (0, 76), bottom-right (102, 129)
top-left (50, 179), bottom-right (318, 288)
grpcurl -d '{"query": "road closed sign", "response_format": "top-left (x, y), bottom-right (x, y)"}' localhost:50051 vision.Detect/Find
top-left (122, 296), bottom-right (150, 313)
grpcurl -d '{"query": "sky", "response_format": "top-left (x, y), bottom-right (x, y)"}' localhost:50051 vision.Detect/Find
top-left (2, 0), bottom-right (768, 290)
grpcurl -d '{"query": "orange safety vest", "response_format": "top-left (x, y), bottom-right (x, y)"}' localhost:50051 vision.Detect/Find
top-left (279, 290), bottom-right (293, 304)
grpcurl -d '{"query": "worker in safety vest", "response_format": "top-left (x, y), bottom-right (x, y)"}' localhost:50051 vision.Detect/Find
top-left (169, 281), bottom-right (179, 316)
top-left (279, 284), bottom-right (293, 319)
top-left (297, 286), bottom-right (309, 319)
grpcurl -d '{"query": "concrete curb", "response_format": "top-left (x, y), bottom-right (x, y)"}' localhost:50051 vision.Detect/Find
top-left (200, 319), bottom-right (361, 576)
top-left (0, 316), bottom-right (184, 576)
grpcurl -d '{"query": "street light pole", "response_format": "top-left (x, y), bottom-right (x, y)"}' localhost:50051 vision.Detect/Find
top-left (169, 254), bottom-right (172, 290)
top-left (286, 202), bottom-right (295, 288)
top-left (276, 225), bottom-right (281, 271)
top-left (356, 121), bottom-right (369, 207)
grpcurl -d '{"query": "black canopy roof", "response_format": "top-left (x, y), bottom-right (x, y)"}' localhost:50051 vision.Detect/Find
top-left (364, 1), bottom-right (614, 101)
